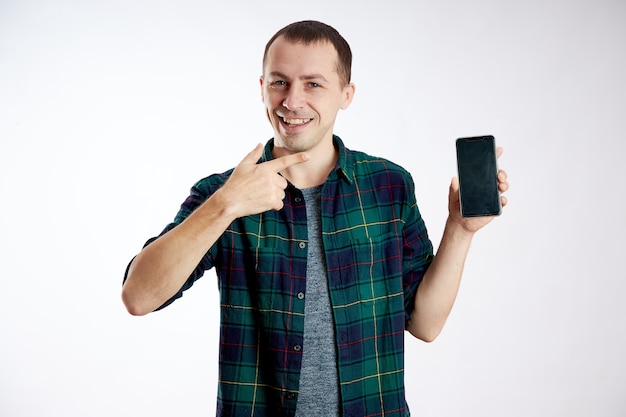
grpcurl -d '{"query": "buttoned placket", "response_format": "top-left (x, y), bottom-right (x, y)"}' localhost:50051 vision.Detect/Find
top-left (281, 187), bottom-right (309, 415)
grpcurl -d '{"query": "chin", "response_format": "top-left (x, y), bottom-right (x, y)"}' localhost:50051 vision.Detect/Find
top-left (275, 141), bottom-right (306, 154)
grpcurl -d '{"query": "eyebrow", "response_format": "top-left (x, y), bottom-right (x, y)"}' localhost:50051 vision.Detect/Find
top-left (268, 71), bottom-right (330, 83)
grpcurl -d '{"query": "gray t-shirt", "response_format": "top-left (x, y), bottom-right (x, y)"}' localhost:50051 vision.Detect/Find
top-left (295, 185), bottom-right (340, 416)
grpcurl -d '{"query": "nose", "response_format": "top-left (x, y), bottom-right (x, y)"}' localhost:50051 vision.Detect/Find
top-left (282, 85), bottom-right (305, 111)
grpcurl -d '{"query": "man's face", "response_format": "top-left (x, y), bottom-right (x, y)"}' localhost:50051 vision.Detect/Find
top-left (260, 37), bottom-right (354, 154)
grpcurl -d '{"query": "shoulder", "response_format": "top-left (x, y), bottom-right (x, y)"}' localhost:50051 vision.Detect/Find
top-left (171, 168), bottom-right (235, 224)
top-left (190, 168), bottom-right (235, 197)
top-left (344, 146), bottom-right (415, 188)
top-left (334, 135), bottom-right (412, 180)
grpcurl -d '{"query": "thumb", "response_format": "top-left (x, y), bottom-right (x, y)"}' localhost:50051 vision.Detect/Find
top-left (238, 143), bottom-right (264, 166)
top-left (450, 176), bottom-right (459, 193)
top-left (449, 177), bottom-right (460, 204)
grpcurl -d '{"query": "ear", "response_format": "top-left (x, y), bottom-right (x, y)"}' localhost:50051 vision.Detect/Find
top-left (340, 82), bottom-right (356, 110)
top-left (259, 76), bottom-right (265, 102)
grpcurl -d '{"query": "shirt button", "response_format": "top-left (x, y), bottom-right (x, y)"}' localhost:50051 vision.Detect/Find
top-left (297, 292), bottom-right (305, 300)
top-left (287, 393), bottom-right (296, 400)
top-left (298, 242), bottom-right (306, 249)
top-left (293, 344), bottom-right (302, 352)
top-left (294, 196), bottom-right (302, 203)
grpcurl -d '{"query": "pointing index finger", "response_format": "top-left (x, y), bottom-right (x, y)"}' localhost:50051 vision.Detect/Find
top-left (263, 152), bottom-right (310, 173)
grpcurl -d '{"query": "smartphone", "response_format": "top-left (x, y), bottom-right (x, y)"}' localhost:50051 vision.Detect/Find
top-left (455, 135), bottom-right (501, 217)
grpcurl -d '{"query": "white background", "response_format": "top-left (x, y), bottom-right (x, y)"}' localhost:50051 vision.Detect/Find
top-left (1, 1), bottom-right (625, 416)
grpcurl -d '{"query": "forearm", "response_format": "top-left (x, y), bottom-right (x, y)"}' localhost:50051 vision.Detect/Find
top-left (407, 218), bottom-right (474, 342)
top-left (121, 189), bottom-right (235, 316)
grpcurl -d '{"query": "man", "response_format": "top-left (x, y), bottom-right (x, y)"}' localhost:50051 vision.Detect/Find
top-left (122, 20), bottom-right (509, 417)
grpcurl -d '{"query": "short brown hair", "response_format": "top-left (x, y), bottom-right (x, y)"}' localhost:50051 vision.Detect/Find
top-left (263, 20), bottom-right (352, 86)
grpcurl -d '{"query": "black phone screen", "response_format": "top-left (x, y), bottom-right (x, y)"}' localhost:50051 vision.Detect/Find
top-left (456, 135), bottom-right (501, 217)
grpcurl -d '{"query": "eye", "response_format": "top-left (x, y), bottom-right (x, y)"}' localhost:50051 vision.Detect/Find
top-left (271, 80), bottom-right (287, 87)
top-left (308, 82), bottom-right (321, 88)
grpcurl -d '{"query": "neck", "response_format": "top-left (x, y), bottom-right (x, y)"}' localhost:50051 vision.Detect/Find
top-left (273, 136), bottom-right (338, 189)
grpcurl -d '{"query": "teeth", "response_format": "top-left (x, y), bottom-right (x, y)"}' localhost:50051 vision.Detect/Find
top-left (282, 117), bottom-right (310, 125)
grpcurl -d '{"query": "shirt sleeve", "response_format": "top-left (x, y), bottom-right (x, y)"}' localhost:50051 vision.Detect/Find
top-left (122, 172), bottom-right (229, 311)
top-left (401, 174), bottom-right (434, 325)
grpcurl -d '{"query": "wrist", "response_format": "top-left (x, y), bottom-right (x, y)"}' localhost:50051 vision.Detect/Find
top-left (196, 188), bottom-right (239, 226)
top-left (445, 216), bottom-right (476, 240)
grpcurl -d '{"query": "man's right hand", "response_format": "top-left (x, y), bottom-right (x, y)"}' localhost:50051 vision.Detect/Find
top-left (216, 144), bottom-right (309, 219)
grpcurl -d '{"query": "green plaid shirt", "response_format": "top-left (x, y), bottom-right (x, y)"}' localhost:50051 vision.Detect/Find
top-left (142, 136), bottom-right (434, 417)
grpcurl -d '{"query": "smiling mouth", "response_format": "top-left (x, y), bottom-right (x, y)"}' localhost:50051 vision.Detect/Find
top-left (281, 116), bottom-right (312, 126)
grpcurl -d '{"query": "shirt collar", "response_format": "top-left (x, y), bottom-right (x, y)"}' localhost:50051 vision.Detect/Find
top-left (261, 135), bottom-right (353, 185)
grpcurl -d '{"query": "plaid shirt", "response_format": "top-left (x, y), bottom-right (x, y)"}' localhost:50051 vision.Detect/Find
top-left (140, 136), bottom-right (434, 417)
